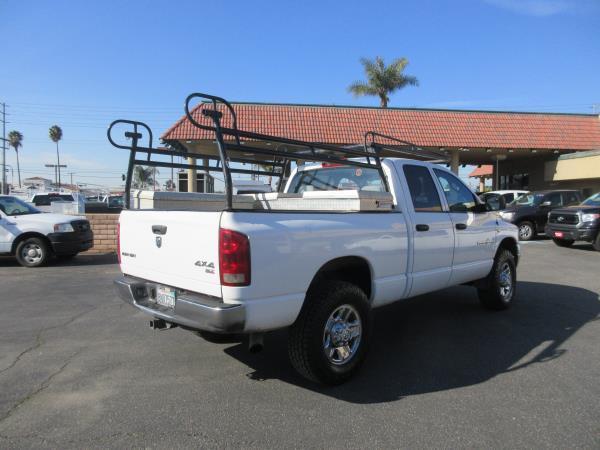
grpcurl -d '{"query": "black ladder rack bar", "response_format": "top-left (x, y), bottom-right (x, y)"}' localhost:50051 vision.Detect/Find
top-left (108, 92), bottom-right (436, 210)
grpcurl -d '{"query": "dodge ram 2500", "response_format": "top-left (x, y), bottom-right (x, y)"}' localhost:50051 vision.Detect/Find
top-left (115, 159), bottom-right (519, 384)
top-left (111, 92), bottom-right (520, 385)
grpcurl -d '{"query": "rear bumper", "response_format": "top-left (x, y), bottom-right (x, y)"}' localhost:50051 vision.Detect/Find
top-left (114, 275), bottom-right (245, 333)
top-left (545, 224), bottom-right (598, 242)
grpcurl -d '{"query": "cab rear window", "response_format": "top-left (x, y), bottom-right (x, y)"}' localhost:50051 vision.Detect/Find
top-left (287, 166), bottom-right (385, 194)
top-left (33, 194), bottom-right (74, 206)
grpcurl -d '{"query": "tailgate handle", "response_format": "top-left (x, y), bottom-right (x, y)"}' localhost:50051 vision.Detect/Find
top-left (152, 225), bottom-right (167, 235)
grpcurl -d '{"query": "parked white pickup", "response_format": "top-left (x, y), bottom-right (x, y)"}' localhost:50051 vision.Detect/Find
top-left (115, 158), bottom-right (519, 384)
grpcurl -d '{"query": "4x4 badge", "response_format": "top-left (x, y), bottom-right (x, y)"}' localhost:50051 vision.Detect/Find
top-left (195, 260), bottom-right (215, 274)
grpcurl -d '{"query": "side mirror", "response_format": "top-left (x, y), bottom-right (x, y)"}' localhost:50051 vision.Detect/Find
top-left (472, 203), bottom-right (489, 214)
top-left (541, 201), bottom-right (552, 207)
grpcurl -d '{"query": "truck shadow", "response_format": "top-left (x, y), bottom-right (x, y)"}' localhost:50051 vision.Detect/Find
top-left (223, 281), bottom-right (599, 404)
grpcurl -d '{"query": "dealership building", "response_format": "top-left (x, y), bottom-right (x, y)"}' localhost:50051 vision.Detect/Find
top-left (162, 102), bottom-right (600, 197)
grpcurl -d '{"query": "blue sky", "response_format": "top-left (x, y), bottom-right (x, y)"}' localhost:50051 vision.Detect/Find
top-left (1, 0), bottom-right (599, 189)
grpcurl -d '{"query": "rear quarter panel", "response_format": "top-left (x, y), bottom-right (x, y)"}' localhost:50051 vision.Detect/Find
top-left (221, 211), bottom-right (408, 331)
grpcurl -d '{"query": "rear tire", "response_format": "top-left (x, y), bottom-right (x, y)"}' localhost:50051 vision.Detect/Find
top-left (288, 280), bottom-right (371, 385)
top-left (552, 238), bottom-right (574, 248)
top-left (15, 237), bottom-right (50, 268)
top-left (477, 249), bottom-right (517, 311)
top-left (517, 221), bottom-right (535, 241)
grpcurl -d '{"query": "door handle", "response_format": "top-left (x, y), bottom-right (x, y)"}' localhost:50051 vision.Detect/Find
top-left (415, 224), bottom-right (429, 232)
top-left (152, 225), bottom-right (167, 235)
top-left (455, 223), bottom-right (467, 230)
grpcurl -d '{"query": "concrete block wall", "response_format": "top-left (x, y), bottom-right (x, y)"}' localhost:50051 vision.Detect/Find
top-left (87, 214), bottom-right (119, 254)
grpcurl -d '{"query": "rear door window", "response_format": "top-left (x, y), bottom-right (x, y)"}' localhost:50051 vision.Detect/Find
top-left (403, 165), bottom-right (442, 212)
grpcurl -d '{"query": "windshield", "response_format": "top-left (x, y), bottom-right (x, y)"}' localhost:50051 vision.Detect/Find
top-left (508, 193), bottom-right (544, 207)
top-left (582, 193), bottom-right (600, 207)
top-left (287, 166), bottom-right (385, 193)
top-left (0, 196), bottom-right (41, 216)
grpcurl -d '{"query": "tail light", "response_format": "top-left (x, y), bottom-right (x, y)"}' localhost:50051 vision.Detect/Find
top-left (117, 222), bottom-right (121, 264)
top-left (219, 228), bottom-right (251, 286)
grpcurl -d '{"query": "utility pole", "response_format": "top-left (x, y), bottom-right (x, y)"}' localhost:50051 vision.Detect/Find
top-left (1, 103), bottom-right (7, 194)
top-left (45, 163), bottom-right (67, 189)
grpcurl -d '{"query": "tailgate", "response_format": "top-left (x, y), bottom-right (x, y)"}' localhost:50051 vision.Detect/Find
top-left (118, 210), bottom-right (222, 297)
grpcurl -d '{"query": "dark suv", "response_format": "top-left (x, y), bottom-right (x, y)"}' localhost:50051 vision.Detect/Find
top-left (545, 192), bottom-right (600, 251)
top-left (498, 190), bottom-right (582, 241)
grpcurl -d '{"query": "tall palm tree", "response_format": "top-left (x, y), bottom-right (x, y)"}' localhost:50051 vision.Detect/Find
top-left (8, 130), bottom-right (23, 188)
top-left (348, 56), bottom-right (419, 108)
top-left (133, 166), bottom-right (156, 189)
top-left (49, 125), bottom-right (63, 188)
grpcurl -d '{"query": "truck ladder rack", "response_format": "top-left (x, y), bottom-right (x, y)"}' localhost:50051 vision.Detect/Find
top-left (107, 92), bottom-right (448, 210)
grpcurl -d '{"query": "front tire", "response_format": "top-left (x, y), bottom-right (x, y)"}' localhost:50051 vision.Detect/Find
top-left (477, 250), bottom-right (517, 310)
top-left (517, 221), bottom-right (535, 241)
top-left (288, 280), bottom-right (371, 385)
top-left (15, 237), bottom-right (50, 268)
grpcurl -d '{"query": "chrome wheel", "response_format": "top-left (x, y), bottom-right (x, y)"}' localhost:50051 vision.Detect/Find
top-left (519, 224), bottom-right (532, 240)
top-left (21, 243), bottom-right (44, 265)
top-left (498, 262), bottom-right (513, 301)
top-left (323, 304), bottom-right (362, 365)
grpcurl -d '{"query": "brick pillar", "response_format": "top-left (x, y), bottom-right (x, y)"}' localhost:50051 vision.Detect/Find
top-left (188, 157), bottom-right (197, 192)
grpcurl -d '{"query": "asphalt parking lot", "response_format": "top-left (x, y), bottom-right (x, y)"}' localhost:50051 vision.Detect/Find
top-left (0, 240), bottom-right (599, 449)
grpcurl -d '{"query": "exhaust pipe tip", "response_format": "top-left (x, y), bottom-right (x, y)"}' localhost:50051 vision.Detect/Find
top-left (248, 343), bottom-right (264, 353)
top-left (248, 333), bottom-right (264, 353)
top-left (148, 319), bottom-right (177, 330)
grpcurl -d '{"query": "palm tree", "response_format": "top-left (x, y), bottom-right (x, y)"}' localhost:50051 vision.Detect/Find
top-left (348, 56), bottom-right (419, 108)
top-left (49, 125), bottom-right (63, 188)
top-left (133, 166), bottom-right (156, 189)
top-left (8, 130), bottom-right (23, 188)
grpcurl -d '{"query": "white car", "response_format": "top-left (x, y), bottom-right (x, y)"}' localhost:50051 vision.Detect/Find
top-left (115, 159), bottom-right (520, 384)
top-left (480, 190), bottom-right (529, 211)
top-left (0, 195), bottom-right (93, 267)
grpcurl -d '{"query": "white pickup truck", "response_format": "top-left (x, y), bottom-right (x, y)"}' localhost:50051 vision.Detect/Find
top-left (0, 195), bottom-right (93, 267)
top-left (115, 159), bottom-right (519, 384)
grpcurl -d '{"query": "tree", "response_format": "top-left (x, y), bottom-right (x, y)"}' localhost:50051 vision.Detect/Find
top-left (49, 125), bottom-right (63, 188)
top-left (8, 130), bottom-right (23, 188)
top-left (133, 166), bottom-right (156, 189)
top-left (348, 56), bottom-right (418, 108)
top-left (164, 179), bottom-right (176, 191)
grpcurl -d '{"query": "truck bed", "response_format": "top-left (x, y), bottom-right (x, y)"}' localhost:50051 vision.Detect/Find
top-left (130, 189), bottom-right (393, 212)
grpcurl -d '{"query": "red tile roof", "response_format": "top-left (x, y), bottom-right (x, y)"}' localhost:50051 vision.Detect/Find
top-left (162, 102), bottom-right (600, 151)
top-left (468, 165), bottom-right (493, 178)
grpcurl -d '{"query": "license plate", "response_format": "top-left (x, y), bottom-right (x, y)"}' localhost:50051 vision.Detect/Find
top-left (156, 286), bottom-right (176, 308)
top-left (554, 231), bottom-right (564, 238)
